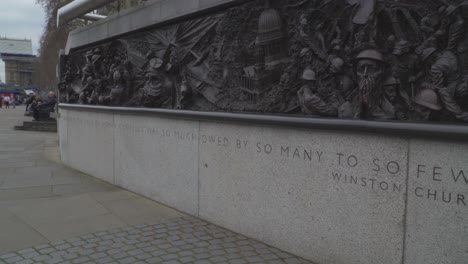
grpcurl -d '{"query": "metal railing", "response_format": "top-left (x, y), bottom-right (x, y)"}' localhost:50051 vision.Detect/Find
top-left (57, 0), bottom-right (118, 27)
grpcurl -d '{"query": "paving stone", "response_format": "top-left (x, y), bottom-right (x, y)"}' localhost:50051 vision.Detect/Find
top-left (230, 259), bottom-right (248, 264)
top-left (22, 251), bottom-right (40, 259)
top-left (179, 256), bottom-right (196, 263)
top-left (39, 247), bottom-right (56, 254)
top-left (73, 257), bottom-right (90, 263)
top-left (50, 251), bottom-right (67, 258)
top-left (62, 253), bottom-right (79, 260)
top-left (119, 257), bottom-right (136, 264)
top-left (50, 240), bottom-right (66, 246)
top-left (17, 248), bottom-right (35, 255)
top-left (135, 253), bottom-right (152, 260)
top-left (2, 218), bottom-right (311, 264)
top-left (161, 254), bottom-right (178, 261)
top-left (5, 255), bottom-right (23, 263)
top-left (146, 257), bottom-right (163, 263)
top-left (90, 252), bottom-right (107, 259)
top-left (96, 256), bottom-right (113, 264)
top-left (193, 260), bottom-right (211, 264)
top-left (261, 253), bottom-right (280, 261)
top-left (15, 259), bottom-right (34, 264)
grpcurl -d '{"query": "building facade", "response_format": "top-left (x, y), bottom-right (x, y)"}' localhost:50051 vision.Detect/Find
top-left (0, 38), bottom-right (36, 87)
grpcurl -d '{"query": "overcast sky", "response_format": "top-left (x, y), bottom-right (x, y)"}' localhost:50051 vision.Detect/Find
top-left (0, 0), bottom-right (46, 82)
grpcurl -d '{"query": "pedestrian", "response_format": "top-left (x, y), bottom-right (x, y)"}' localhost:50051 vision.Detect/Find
top-left (3, 95), bottom-right (10, 108)
top-left (12, 96), bottom-right (16, 109)
top-left (25, 94), bottom-right (35, 113)
top-left (31, 95), bottom-right (42, 121)
top-left (0, 95), bottom-right (3, 108)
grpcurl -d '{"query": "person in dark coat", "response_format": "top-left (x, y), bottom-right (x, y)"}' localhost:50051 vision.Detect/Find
top-left (42, 91), bottom-right (57, 113)
top-left (25, 94), bottom-right (35, 113)
top-left (31, 96), bottom-right (43, 121)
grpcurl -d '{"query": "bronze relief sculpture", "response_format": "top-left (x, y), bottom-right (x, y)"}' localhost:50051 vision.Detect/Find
top-left (59, 0), bottom-right (468, 123)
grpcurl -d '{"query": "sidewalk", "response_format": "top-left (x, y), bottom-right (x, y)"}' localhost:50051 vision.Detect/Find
top-left (0, 106), bottom-right (312, 264)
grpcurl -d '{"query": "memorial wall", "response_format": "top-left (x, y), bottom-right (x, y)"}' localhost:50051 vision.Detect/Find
top-left (59, 0), bottom-right (468, 123)
top-left (58, 0), bottom-right (468, 263)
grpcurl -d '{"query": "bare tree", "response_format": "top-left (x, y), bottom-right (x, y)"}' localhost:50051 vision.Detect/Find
top-left (34, 0), bottom-right (83, 93)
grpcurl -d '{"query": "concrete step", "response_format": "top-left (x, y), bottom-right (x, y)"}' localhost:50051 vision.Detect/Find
top-left (14, 121), bottom-right (57, 133)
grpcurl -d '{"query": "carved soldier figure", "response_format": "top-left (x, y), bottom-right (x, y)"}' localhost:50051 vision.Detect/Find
top-left (325, 57), bottom-right (354, 104)
top-left (392, 40), bottom-right (420, 99)
top-left (384, 35), bottom-right (396, 59)
top-left (382, 76), bottom-right (409, 120)
top-left (341, 49), bottom-right (395, 120)
top-left (411, 88), bottom-right (454, 121)
top-left (443, 5), bottom-right (465, 51)
top-left (79, 76), bottom-right (95, 104)
top-left (58, 63), bottom-right (74, 103)
top-left (141, 57), bottom-right (174, 108)
top-left (81, 51), bottom-right (95, 84)
top-left (88, 79), bottom-right (103, 105)
top-left (122, 59), bottom-right (134, 98)
top-left (99, 69), bottom-right (125, 106)
top-left (421, 47), bottom-right (468, 121)
top-left (298, 68), bottom-right (338, 117)
top-left (176, 78), bottom-right (192, 109)
top-left (420, 13), bottom-right (437, 39)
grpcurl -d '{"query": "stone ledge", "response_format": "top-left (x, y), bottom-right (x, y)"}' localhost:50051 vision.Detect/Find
top-left (59, 104), bottom-right (468, 141)
top-left (65, 0), bottom-right (248, 53)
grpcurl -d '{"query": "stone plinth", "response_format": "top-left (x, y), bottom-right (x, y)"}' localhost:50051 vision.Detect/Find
top-left (58, 106), bottom-right (468, 264)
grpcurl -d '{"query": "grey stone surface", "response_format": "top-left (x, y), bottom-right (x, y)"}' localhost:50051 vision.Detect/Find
top-left (58, 107), bottom-right (468, 264)
top-left (198, 122), bottom-right (407, 264)
top-left (0, 106), bottom-right (190, 254)
top-left (0, 217), bottom-right (48, 254)
top-left (405, 139), bottom-right (468, 264)
top-left (113, 114), bottom-right (199, 216)
top-left (0, 218), bottom-right (312, 264)
top-left (64, 110), bottom-right (114, 183)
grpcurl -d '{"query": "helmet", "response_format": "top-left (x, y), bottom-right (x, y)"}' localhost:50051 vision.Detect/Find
top-left (414, 89), bottom-right (442, 110)
top-left (446, 5), bottom-right (458, 16)
top-left (434, 30), bottom-right (445, 37)
top-left (331, 39), bottom-right (342, 47)
top-left (92, 54), bottom-right (101, 64)
top-left (355, 49), bottom-right (385, 63)
top-left (149, 58), bottom-right (163, 69)
top-left (85, 50), bottom-right (93, 58)
top-left (393, 40), bottom-right (411, 55)
top-left (301, 68), bottom-right (316, 81)
top-left (330, 58), bottom-right (344, 71)
top-left (300, 47), bottom-right (311, 57)
top-left (438, 6), bottom-right (447, 15)
top-left (383, 76), bottom-right (399, 86)
top-left (421, 47), bottom-right (437, 62)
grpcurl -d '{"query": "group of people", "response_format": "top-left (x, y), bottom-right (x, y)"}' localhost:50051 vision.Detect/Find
top-left (24, 92), bottom-right (57, 121)
top-left (0, 95), bottom-right (17, 109)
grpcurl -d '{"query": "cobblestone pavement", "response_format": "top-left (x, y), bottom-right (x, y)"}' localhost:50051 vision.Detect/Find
top-left (0, 217), bottom-right (313, 264)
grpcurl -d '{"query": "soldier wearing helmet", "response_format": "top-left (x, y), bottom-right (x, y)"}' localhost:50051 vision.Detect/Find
top-left (323, 57), bottom-right (354, 104)
top-left (420, 47), bottom-right (468, 121)
top-left (411, 89), bottom-right (456, 121)
top-left (343, 49), bottom-right (395, 120)
top-left (297, 68), bottom-right (338, 117)
top-left (382, 76), bottom-right (409, 120)
top-left (392, 40), bottom-right (420, 99)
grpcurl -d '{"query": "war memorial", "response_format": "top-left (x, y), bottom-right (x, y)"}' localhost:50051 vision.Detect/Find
top-left (57, 0), bottom-right (468, 263)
